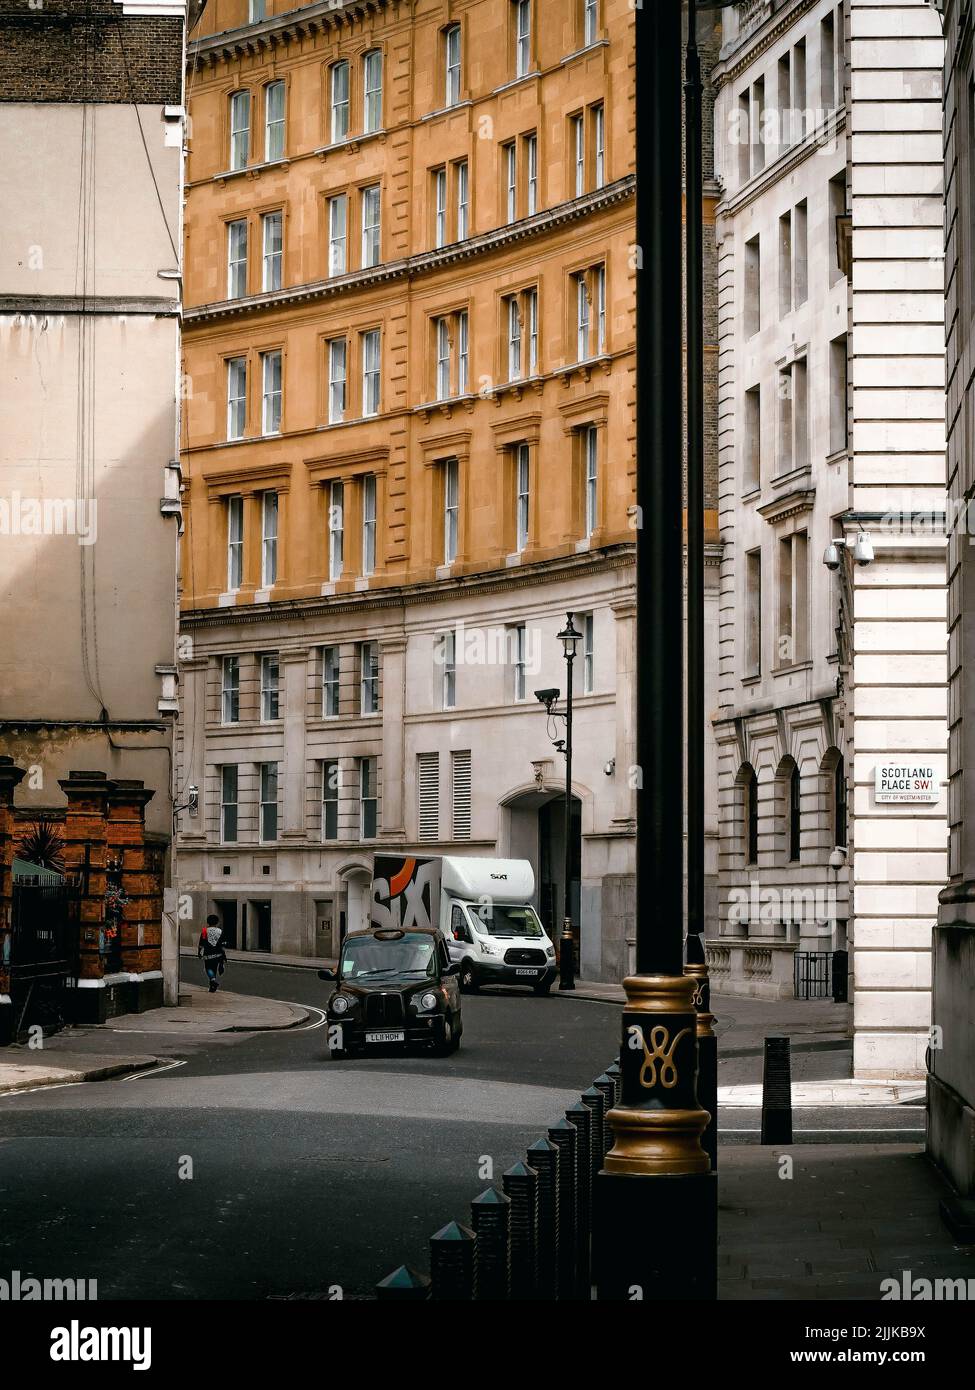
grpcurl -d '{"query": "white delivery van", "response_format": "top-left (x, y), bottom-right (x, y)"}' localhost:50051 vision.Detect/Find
top-left (438, 856), bottom-right (557, 994)
top-left (370, 853), bottom-right (557, 993)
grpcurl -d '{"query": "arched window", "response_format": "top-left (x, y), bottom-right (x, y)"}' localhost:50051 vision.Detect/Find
top-left (833, 753), bottom-right (847, 849)
top-left (789, 762), bottom-right (801, 862)
top-left (740, 764), bottom-right (758, 865)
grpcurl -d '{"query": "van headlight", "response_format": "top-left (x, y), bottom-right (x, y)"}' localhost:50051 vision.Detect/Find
top-left (479, 941), bottom-right (500, 956)
top-left (418, 991), bottom-right (439, 1011)
top-left (331, 995), bottom-right (350, 1015)
top-left (546, 946), bottom-right (556, 959)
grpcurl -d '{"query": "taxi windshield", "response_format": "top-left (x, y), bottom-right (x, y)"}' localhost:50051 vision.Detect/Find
top-left (339, 933), bottom-right (437, 980)
top-left (470, 904), bottom-right (543, 938)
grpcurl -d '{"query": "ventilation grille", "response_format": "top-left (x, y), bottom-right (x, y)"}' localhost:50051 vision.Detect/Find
top-left (451, 750), bottom-right (472, 840)
top-left (418, 752), bottom-right (440, 842)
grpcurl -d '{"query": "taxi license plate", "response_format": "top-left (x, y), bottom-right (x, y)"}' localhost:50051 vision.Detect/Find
top-left (515, 968), bottom-right (539, 976)
top-left (366, 1030), bottom-right (405, 1044)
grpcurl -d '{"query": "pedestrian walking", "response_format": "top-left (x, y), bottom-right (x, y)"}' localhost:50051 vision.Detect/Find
top-left (198, 915), bottom-right (227, 993)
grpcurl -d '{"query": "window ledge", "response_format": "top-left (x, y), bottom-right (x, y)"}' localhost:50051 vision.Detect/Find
top-left (492, 71), bottom-right (541, 96)
top-left (561, 39), bottom-right (609, 67)
top-left (773, 660), bottom-right (813, 677)
top-left (214, 157), bottom-right (291, 184)
top-left (312, 129), bottom-right (386, 160)
top-left (415, 393), bottom-right (478, 422)
top-left (421, 100), bottom-right (473, 122)
top-left (555, 355), bottom-right (611, 387)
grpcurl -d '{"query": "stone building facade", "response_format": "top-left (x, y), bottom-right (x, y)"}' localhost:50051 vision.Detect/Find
top-left (176, 0), bottom-right (722, 980)
top-left (932, 0), bottom-right (975, 1198)
top-left (0, 0), bottom-right (194, 1023)
top-left (710, 0), bottom-right (948, 1081)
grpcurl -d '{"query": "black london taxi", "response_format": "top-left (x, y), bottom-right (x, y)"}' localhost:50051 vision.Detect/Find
top-left (319, 926), bottom-right (462, 1059)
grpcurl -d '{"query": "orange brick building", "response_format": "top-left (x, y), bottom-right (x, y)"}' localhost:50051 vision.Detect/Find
top-left (176, 0), bottom-right (713, 979)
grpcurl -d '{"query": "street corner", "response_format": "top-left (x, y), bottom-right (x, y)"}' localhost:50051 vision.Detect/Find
top-left (107, 984), bottom-right (311, 1035)
top-left (0, 1053), bottom-right (160, 1096)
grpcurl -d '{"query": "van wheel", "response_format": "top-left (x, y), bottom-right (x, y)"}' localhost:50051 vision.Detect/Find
top-left (459, 960), bottom-right (479, 993)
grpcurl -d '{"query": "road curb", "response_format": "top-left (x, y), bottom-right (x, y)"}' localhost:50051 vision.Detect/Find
top-left (0, 1057), bottom-right (160, 1096)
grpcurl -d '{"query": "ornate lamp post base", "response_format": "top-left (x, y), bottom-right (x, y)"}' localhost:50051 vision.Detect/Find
top-left (558, 917), bottom-right (576, 991)
top-left (593, 973), bottom-right (716, 1299)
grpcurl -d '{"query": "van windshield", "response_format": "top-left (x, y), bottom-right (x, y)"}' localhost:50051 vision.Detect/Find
top-left (339, 933), bottom-right (437, 979)
top-left (470, 904), bottom-right (543, 938)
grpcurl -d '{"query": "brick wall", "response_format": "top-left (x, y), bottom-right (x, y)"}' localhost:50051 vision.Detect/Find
top-left (0, 1), bottom-right (183, 104)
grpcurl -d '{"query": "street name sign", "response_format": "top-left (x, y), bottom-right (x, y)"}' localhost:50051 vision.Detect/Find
top-left (874, 764), bottom-right (941, 804)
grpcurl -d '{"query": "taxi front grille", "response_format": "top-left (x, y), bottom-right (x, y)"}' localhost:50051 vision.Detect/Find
top-left (364, 993), bottom-right (405, 1027)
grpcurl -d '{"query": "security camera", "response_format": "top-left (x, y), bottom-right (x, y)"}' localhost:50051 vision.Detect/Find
top-left (822, 542), bottom-right (841, 571)
top-left (828, 846), bottom-right (847, 872)
top-left (534, 687), bottom-right (560, 707)
top-left (188, 784), bottom-right (199, 816)
top-left (604, 758), bottom-right (616, 776)
top-left (853, 532), bottom-right (874, 566)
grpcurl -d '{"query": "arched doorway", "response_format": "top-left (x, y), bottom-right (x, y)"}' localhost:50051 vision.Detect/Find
top-left (501, 785), bottom-right (582, 949)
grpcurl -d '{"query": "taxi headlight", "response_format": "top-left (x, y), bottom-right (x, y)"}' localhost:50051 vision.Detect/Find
top-left (331, 995), bottom-right (350, 1015)
top-left (419, 991), bottom-right (439, 1011)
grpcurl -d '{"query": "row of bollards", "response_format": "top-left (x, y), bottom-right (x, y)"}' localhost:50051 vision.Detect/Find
top-left (375, 1060), bottom-right (623, 1301)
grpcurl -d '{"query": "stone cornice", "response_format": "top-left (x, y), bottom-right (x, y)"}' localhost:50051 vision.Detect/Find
top-left (183, 178), bottom-right (635, 327)
top-left (188, 0), bottom-right (397, 68)
top-left (179, 543), bottom-right (636, 628)
top-left (715, 110), bottom-right (847, 222)
top-left (712, 0), bottom-right (819, 91)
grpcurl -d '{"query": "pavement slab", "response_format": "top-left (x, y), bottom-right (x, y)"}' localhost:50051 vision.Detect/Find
top-left (0, 1053), bottom-right (158, 1095)
top-left (109, 983), bottom-right (309, 1034)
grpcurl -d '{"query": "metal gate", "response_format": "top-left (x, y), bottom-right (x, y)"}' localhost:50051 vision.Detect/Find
top-left (794, 949), bottom-right (832, 1000)
top-left (9, 880), bottom-right (78, 1036)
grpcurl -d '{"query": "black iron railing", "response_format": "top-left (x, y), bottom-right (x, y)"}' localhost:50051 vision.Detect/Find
top-left (375, 1061), bottom-right (622, 1301)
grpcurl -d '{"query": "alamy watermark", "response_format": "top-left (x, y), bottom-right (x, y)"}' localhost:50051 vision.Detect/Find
top-left (0, 493), bottom-right (97, 545)
top-left (0, 1269), bottom-right (96, 1300)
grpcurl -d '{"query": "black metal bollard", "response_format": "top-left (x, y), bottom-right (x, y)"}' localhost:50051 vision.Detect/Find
top-left (471, 1187), bottom-right (511, 1301)
top-left (527, 1138), bottom-right (560, 1300)
top-left (502, 1161), bottom-right (538, 1300)
top-left (375, 1264), bottom-right (431, 1300)
top-left (566, 1101), bottom-right (593, 1295)
top-left (430, 1220), bottom-right (477, 1300)
top-left (593, 1073), bottom-right (617, 1156)
top-left (605, 1059), bottom-right (622, 1105)
top-left (548, 1119), bottom-right (579, 1299)
top-left (581, 1086), bottom-right (606, 1176)
top-left (761, 1036), bottom-right (793, 1144)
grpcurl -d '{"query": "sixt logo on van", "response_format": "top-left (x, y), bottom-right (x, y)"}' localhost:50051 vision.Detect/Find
top-left (490, 873), bottom-right (508, 880)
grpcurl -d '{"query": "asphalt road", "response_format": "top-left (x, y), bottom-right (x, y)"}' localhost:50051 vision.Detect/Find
top-left (0, 962), bottom-right (621, 1300)
top-left (0, 963), bottom-right (925, 1299)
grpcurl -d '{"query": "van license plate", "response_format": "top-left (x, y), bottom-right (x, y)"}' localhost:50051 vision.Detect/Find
top-left (366, 1030), bottom-right (405, 1044)
top-left (515, 968), bottom-right (539, 976)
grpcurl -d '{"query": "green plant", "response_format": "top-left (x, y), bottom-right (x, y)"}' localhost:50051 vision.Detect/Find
top-left (16, 817), bottom-right (65, 874)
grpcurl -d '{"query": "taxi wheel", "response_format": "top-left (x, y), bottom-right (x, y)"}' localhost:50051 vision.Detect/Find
top-left (459, 960), bottom-right (480, 993)
top-left (435, 1017), bottom-right (458, 1057)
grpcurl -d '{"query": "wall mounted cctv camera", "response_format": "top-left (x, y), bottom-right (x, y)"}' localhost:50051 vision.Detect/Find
top-left (822, 542), bottom-right (841, 572)
top-left (853, 532), bottom-right (874, 566)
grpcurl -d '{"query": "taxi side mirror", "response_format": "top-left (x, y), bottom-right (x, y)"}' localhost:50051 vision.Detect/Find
top-left (318, 968), bottom-right (336, 981)
top-left (444, 961), bottom-right (460, 976)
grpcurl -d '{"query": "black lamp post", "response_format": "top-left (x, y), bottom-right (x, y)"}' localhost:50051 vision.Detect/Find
top-left (556, 614), bottom-right (581, 991)
top-left (534, 613), bottom-right (582, 991)
top-left (591, 0), bottom-right (717, 1302)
